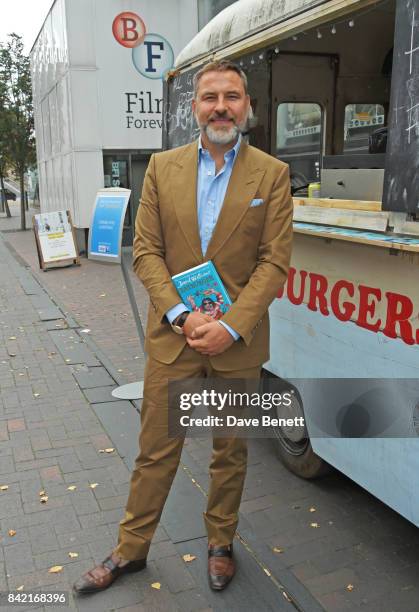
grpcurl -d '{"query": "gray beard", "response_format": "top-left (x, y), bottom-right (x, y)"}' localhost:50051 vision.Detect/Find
top-left (204, 122), bottom-right (241, 145)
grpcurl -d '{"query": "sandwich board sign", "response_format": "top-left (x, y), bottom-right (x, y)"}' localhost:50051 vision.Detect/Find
top-left (88, 188), bottom-right (131, 263)
top-left (33, 210), bottom-right (79, 270)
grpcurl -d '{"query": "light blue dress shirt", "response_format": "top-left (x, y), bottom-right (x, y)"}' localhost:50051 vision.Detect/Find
top-left (166, 135), bottom-right (242, 340)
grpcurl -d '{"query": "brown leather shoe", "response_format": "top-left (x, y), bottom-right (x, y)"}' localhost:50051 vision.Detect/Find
top-left (208, 543), bottom-right (235, 591)
top-left (73, 552), bottom-right (146, 595)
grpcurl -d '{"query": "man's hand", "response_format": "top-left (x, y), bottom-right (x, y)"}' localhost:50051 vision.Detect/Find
top-left (183, 311), bottom-right (212, 337)
top-left (186, 321), bottom-right (234, 356)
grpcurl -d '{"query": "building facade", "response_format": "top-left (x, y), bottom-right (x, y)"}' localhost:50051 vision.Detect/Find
top-left (30, 0), bottom-right (200, 246)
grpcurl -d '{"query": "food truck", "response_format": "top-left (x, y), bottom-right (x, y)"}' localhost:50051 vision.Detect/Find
top-left (163, 0), bottom-right (419, 526)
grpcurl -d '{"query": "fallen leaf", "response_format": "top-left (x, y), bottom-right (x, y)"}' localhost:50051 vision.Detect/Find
top-left (68, 552), bottom-right (79, 558)
top-left (8, 530), bottom-right (16, 536)
top-left (16, 585), bottom-right (24, 591)
top-left (309, 507), bottom-right (316, 513)
top-left (39, 490), bottom-right (46, 496)
top-left (117, 369), bottom-right (123, 373)
top-left (134, 356), bottom-right (140, 359)
top-left (151, 582), bottom-right (161, 590)
top-left (105, 448), bottom-right (115, 453)
top-left (40, 496), bottom-right (49, 503)
top-left (282, 591), bottom-right (292, 603)
top-left (48, 565), bottom-right (63, 573)
top-left (346, 584), bottom-right (354, 591)
top-left (310, 522), bottom-right (319, 528)
top-left (99, 293), bottom-right (106, 298)
top-left (98, 449), bottom-right (105, 453)
top-left (33, 393), bottom-right (40, 398)
top-left (272, 547), bottom-right (283, 553)
top-left (65, 359), bottom-right (71, 363)
top-left (89, 483), bottom-right (99, 489)
top-left (9, 353), bottom-right (16, 357)
top-left (80, 329), bottom-right (91, 334)
top-left (0, 485), bottom-right (9, 491)
top-left (67, 485), bottom-right (77, 491)
top-left (8, 336), bottom-right (16, 340)
top-left (263, 567), bottom-right (271, 576)
top-left (182, 554), bottom-right (196, 563)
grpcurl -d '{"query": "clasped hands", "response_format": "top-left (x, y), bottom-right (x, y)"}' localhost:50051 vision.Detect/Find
top-left (183, 311), bottom-right (234, 356)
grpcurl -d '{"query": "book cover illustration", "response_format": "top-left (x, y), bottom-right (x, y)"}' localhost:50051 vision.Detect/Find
top-left (172, 261), bottom-right (232, 320)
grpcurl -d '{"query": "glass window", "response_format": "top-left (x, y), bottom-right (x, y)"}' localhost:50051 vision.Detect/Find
top-left (343, 104), bottom-right (385, 153)
top-left (276, 102), bottom-right (323, 193)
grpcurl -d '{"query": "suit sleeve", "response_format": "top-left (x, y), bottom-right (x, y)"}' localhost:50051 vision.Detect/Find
top-left (220, 164), bottom-right (293, 346)
top-left (132, 154), bottom-right (182, 321)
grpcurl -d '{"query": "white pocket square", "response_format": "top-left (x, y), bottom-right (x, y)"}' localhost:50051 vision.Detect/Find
top-left (250, 198), bottom-right (264, 207)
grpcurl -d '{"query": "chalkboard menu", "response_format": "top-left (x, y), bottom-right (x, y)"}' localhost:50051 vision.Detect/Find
top-left (163, 68), bottom-right (200, 150)
top-left (383, 0), bottom-right (419, 213)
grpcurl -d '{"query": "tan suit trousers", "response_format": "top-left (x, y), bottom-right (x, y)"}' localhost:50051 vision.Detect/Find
top-left (115, 344), bottom-right (261, 561)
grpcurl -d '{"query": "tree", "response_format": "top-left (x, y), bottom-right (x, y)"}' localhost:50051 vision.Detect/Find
top-left (0, 34), bottom-right (36, 229)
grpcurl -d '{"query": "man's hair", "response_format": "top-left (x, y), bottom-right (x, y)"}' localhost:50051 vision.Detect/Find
top-left (193, 59), bottom-right (248, 97)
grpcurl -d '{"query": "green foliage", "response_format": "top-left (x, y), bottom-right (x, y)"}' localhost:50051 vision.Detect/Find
top-left (0, 33), bottom-right (36, 227)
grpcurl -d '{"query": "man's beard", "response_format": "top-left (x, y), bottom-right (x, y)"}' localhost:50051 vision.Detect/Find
top-left (197, 114), bottom-right (248, 145)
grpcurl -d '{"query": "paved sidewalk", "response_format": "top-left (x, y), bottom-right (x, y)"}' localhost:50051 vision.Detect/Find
top-left (0, 231), bottom-right (310, 611)
top-left (2, 226), bottom-right (419, 611)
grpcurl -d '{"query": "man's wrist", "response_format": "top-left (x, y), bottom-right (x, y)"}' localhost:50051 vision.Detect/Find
top-left (171, 311), bottom-right (190, 334)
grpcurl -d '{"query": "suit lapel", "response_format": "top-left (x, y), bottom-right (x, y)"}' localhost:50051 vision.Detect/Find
top-left (205, 141), bottom-right (266, 260)
top-left (170, 142), bottom-right (203, 264)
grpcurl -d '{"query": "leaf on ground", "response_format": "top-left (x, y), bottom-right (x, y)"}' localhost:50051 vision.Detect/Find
top-left (117, 369), bottom-right (123, 373)
top-left (65, 359), bottom-right (71, 363)
top-left (310, 522), bottom-right (319, 528)
top-left (16, 585), bottom-right (24, 591)
top-left (346, 584), bottom-right (354, 591)
top-left (33, 393), bottom-right (40, 398)
top-left (263, 567), bottom-right (271, 576)
top-left (104, 448), bottom-right (115, 453)
top-left (8, 336), bottom-right (16, 340)
top-left (67, 485), bottom-right (77, 491)
top-left (151, 582), bottom-right (161, 590)
top-left (99, 293), bottom-right (106, 298)
top-left (309, 507), bottom-right (316, 513)
top-left (40, 496), bottom-right (48, 503)
top-left (68, 552), bottom-right (79, 558)
top-left (39, 490), bottom-right (46, 496)
top-left (8, 530), bottom-right (16, 536)
top-left (8, 353), bottom-right (16, 357)
top-left (272, 547), bottom-right (283, 553)
top-left (48, 565), bottom-right (63, 573)
top-left (0, 485), bottom-right (9, 491)
top-left (182, 554), bottom-right (196, 563)
top-left (89, 483), bottom-right (99, 489)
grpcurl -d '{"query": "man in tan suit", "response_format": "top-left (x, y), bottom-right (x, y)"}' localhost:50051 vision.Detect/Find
top-left (74, 59), bottom-right (292, 595)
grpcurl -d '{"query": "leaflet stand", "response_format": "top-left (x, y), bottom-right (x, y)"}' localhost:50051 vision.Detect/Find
top-left (88, 188), bottom-right (144, 400)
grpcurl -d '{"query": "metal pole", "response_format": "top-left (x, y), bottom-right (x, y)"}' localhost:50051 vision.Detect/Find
top-left (120, 247), bottom-right (146, 354)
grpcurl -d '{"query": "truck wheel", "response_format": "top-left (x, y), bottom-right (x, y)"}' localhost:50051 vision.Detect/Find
top-left (262, 372), bottom-right (331, 479)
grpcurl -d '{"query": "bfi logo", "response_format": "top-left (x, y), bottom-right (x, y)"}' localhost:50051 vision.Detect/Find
top-left (112, 12), bottom-right (174, 79)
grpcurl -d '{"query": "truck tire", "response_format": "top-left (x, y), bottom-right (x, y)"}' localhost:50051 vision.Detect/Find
top-left (262, 371), bottom-right (331, 479)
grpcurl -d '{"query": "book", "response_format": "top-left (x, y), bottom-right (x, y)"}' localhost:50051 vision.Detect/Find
top-left (172, 261), bottom-right (232, 320)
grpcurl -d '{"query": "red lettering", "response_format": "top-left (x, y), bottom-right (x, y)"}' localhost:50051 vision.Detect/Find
top-left (356, 285), bottom-right (381, 332)
top-left (122, 18), bottom-right (139, 41)
top-left (287, 267), bottom-right (307, 305)
top-left (307, 273), bottom-right (329, 315)
top-left (330, 280), bottom-right (356, 322)
top-left (383, 292), bottom-right (415, 345)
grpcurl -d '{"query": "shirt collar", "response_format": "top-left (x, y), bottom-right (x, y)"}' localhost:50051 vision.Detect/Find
top-left (198, 133), bottom-right (242, 163)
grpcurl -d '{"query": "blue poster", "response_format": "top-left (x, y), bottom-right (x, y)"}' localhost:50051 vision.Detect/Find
top-left (89, 191), bottom-right (130, 263)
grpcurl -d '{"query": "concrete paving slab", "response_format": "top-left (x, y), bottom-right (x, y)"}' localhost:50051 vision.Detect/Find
top-left (48, 328), bottom-right (100, 366)
top-left (72, 366), bottom-right (116, 389)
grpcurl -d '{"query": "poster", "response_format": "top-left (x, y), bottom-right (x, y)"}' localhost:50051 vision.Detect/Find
top-left (34, 210), bottom-right (77, 264)
top-left (88, 189), bottom-right (131, 263)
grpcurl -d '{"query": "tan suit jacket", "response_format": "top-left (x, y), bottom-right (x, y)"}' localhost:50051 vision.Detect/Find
top-left (133, 139), bottom-right (293, 371)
